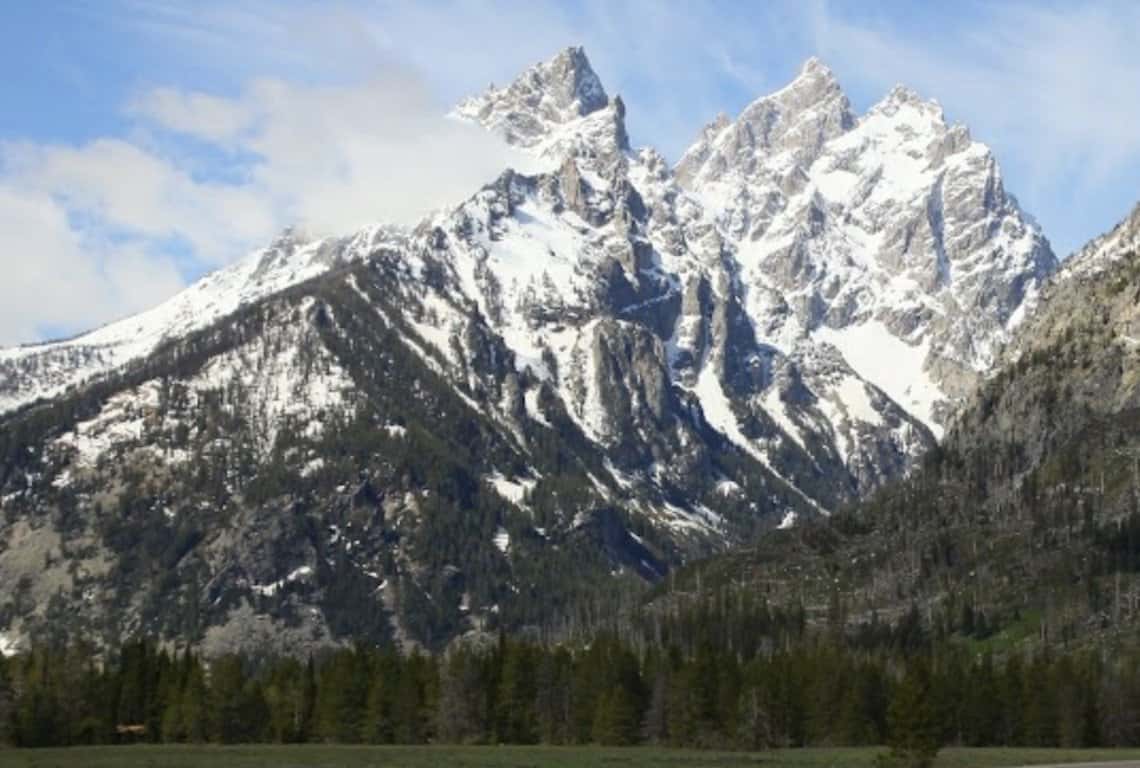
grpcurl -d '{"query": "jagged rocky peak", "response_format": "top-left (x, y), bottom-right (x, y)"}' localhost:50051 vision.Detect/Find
top-left (249, 226), bottom-right (314, 275)
top-left (878, 83), bottom-right (940, 111)
top-left (747, 56), bottom-right (854, 136)
top-left (742, 56), bottom-right (852, 132)
top-left (455, 46), bottom-right (623, 155)
top-left (860, 83), bottom-right (974, 165)
top-left (541, 45), bottom-right (609, 116)
top-left (671, 57), bottom-right (1056, 437)
top-left (675, 57), bottom-right (855, 188)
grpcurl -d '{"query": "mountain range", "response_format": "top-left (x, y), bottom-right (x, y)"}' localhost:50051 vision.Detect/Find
top-left (0, 47), bottom-right (1116, 656)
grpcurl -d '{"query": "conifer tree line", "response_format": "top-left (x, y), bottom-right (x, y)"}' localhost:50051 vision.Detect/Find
top-left (4, 610), bottom-right (1140, 755)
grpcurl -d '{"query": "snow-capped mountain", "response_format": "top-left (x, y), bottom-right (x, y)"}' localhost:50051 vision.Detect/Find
top-left (0, 225), bottom-right (405, 414)
top-left (0, 47), bottom-right (1061, 653)
top-left (676, 58), bottom-right (1056, 433)
top-left (446, 48), bottom-right (1053, 502)
top-left (454, 45), bottom-right (628, 168)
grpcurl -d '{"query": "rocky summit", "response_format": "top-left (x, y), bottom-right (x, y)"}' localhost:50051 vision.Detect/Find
top-left (0, 47), bottom-right (1061, 655)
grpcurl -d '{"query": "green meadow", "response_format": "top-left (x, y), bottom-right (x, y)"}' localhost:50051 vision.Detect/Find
top-left (3, 745), bottom-right (1140, 768)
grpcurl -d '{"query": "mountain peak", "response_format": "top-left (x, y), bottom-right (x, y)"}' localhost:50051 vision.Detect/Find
top-left (543, 46), bottom-right (608, 116)
top-left (463, 45), bottom-right (608, 120)
top-left (872, 84), bottom-right (945, 122)
top-left (779, 56), bottom-right (841, 96)
top-left (675, 56), bottom-right (854, 187)
top-left (454, 46), bottom-right (618, 153)
top-left (742, 55), bottom-right (849, 123)
top-left (885, 83), bottom-right (923, 104)
top-left (798, 56), bottom-right (834, 79)
top-left (1123, 200), bottom-right (1140, 233)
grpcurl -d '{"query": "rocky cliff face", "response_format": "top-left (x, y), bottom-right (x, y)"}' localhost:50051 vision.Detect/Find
top-left (676, 59), bottom-right (1056, 432)
top-left (0, 48), bottom-right (1062, 654)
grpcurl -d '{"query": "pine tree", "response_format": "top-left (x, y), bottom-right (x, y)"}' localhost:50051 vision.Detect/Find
top-left (999, 653), bottom-right (1025, 745)
top-left (315, 649), bottom-right (369, 743)
top-left (361, 651), bottom-right (399, 744)
top-left (739, 685), bottom-right (772, 750)
top-left (1023, 653), bottom-right (1058, 746)
top-left (535, 647), bottom-right (572, 745)
top-left (437, 648), bottom-right (485, 744)
top-left (641, 668), bottom-right (670, 745)
top-left (667, 663), bottom-right (699, 747)
top-left (181, 662), bottom-right (208, 743)
top-left (161, 692), bottom-right (185, 743)
top-left (299, 654), bottom-right (317, 743)
top-left (885, 659), bottom-right (941, 768)
top-left (393, 651), bottom-right (431, 744)
top-left (495, 642), bottom-right (538, 744)
top-left (209, 655), bottom-right (264, 743)
top-left (263, 657), bottom-right (305, 743)
top-left (592, 685), bottom-right (638, 746)
top-left (962, 654), bottom-right (999, 746)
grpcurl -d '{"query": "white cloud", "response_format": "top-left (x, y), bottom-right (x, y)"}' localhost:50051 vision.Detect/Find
top-left (132, 72), bottom-right (534, 234)
top-left (4, 138), bottom-right (276, 266)
top-left (1, 64), bottom-right (531, 345)
top-left (129, 88), bottom-right (255, 145)
top-left (0, 186), bottom-right (183, 346)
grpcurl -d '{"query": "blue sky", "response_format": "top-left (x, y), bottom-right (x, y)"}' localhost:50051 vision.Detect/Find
top-left (2, 0), bottom-right (1139, 345)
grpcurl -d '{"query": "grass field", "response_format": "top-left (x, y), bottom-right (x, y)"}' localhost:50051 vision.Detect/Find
top-left (3, 745), bottom-right (1140, 768)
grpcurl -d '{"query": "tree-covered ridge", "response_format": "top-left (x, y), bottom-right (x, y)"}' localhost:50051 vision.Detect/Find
top-left (0, 261), bottom-right (682, 654)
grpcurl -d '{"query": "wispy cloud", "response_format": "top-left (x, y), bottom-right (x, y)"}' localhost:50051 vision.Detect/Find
top-left (0, 185), bottom-right (185, 346)
top-left (129, 73), bottom-right (533, 235)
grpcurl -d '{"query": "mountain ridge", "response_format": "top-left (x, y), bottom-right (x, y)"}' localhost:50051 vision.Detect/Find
top-left (0, 47), bottom-right (1067, 654)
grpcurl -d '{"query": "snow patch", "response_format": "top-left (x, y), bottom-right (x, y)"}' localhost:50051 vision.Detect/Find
top-left (0, 227), bottom-right (396, 416)
top-left (0, 632), bottom-right (19, 656)
top-left (762, 388), bottom-right (807, 449)
top-left (192, 315), bottom-right (354, 454)
top-left (524, 387), bottom-right (551, 427)
top-left (604, 460), bottom-right (638, 491)
top-left (300, 458), bottom-right (325, 477)
top-left (53, 384), bottom-right (160, 468)
top-left (492, 526), bottom-right (511, 554)
top-left (815, 322), bottom-right (942, 438)
top-left (835, 376), bottom-right (883, 426)
top-left (251, 565), bottom-right (313, 597)
top-left (690, 360), bottom-right (827, 513)
top-left (485, 473), bottom-right (536, 506)
top-left (716, 478), bottom-right (742, 497)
